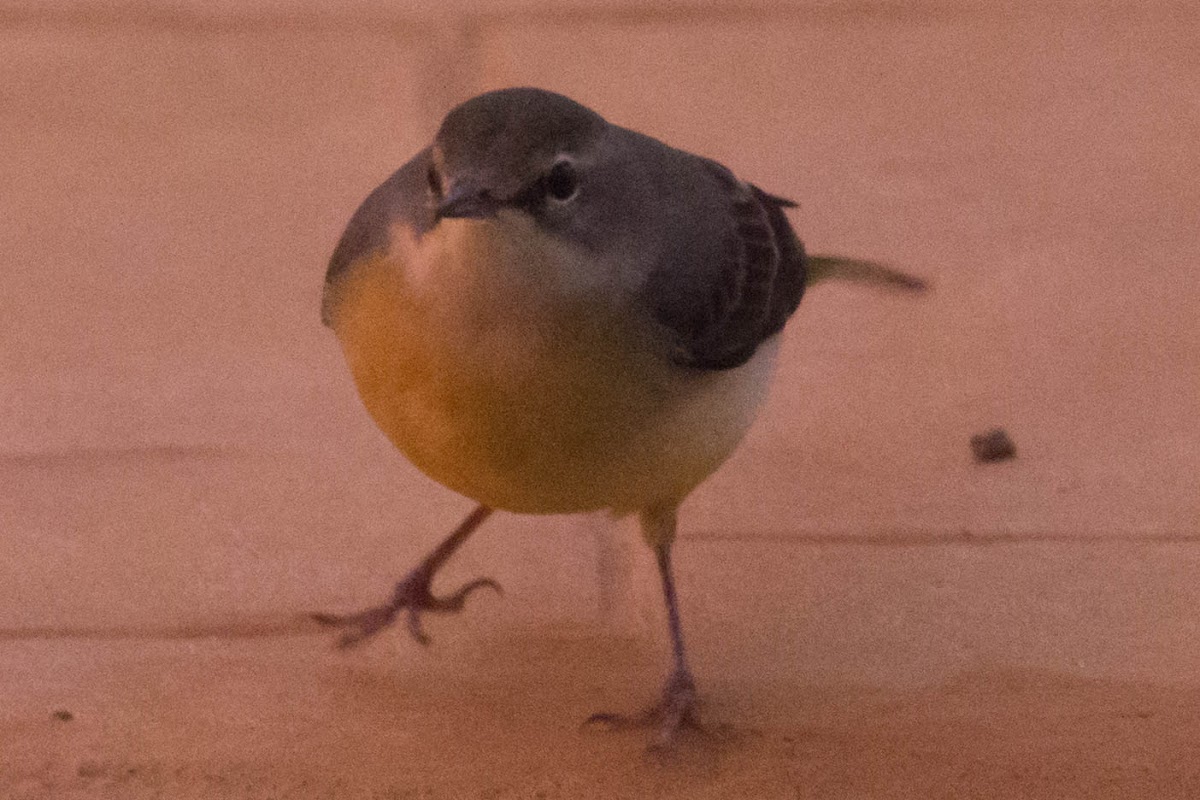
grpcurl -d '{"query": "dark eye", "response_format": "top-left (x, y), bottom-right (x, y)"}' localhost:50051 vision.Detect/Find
top-left (426, 164), bottom-right (441, 198)
top-left (544, 160), bottom-right (578, 202)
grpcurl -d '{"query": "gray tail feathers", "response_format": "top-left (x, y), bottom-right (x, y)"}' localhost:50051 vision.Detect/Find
top-left (805, 255), bottom-right (929, 293)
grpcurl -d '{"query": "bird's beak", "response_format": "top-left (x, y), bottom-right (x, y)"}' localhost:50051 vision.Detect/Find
top-left (435, 183), bottom-right (501, 221)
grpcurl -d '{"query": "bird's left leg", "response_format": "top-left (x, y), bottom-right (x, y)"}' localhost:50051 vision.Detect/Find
top-left (587, 505), bottom-right (705, 749)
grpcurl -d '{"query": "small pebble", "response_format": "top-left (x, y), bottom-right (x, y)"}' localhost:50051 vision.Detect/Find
top-left (52, 709), bottom-right (74, 722)
top-left (971, 428), bottom-right (1016, 462)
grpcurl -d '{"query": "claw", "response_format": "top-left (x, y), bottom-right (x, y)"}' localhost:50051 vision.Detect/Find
top-left (312, 604), bottom-right (399, 649)
top-left (445, 577), bottom-right (504, 605)
top-left (405, 607), bottom-right (429, 646)
top-left (315, 506), bottom-right (497, 648)
top-left (313, 571), bottom-right (503, 648)
top-left (583, 669), bottom-right (709, 750)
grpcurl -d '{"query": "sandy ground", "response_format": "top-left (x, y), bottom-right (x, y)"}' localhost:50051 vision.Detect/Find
top-left (5, 627), bottom-right (1200, 799)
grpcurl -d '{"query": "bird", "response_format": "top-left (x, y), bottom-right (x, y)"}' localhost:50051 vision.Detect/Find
top-left (314, 87), bottom-right (926, 749)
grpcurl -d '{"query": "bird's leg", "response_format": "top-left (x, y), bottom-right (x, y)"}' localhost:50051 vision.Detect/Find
top-left (587, 507), bottom-right (706, 749)
top-left (648, 540), bottom-right (704, 743)
top-left (313, 504), bottom-right (500, 648)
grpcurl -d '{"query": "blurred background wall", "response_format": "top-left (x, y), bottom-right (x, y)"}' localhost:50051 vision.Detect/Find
top-left (2, 0), bottom-right (1197, 685)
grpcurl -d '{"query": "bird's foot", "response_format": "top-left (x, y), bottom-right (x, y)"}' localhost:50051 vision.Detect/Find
top-left (312, 566), bottom-right (501, 648)
top-left (585, 669), bottom-right (715, 751)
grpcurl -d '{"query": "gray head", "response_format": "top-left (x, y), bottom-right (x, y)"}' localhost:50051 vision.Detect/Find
top-left (323, 89), bottom-right (659, 327)
top-left (428, 88), bottom-right (646, 252)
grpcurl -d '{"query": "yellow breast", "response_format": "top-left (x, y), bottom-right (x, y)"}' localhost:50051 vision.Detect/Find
top-left (324, 216), bottom-right (776, 515)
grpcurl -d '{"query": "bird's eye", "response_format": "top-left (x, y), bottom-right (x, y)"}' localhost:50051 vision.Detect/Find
top-left (426, 164), bottom-right (441, 198)
top-left (544, 160), bottom-right (578, 202)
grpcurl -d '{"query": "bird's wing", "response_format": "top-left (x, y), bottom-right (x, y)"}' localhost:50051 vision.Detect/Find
top-left (642, 156), bottom-right (806, 370)
top-left (322, 147), bottom-right (437, 327)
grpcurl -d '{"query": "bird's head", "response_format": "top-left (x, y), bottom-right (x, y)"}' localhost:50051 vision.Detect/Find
top-left (427, 88), bottom-right (643, 255)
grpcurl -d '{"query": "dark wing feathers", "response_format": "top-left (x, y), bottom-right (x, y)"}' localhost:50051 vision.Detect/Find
top-left (754, 185), bottom-right (807, 338)
top-left (649, 163), bottom-right (806, 370)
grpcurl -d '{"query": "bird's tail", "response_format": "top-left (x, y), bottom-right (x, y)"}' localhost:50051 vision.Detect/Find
top-left (805, 255), bottom-right (929, 293)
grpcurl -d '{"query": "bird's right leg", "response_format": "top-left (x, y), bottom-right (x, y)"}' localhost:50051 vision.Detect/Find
top-left (586, 505), bottom-right (707, 750)
top-left (313, 504), bottom-right (500, 648)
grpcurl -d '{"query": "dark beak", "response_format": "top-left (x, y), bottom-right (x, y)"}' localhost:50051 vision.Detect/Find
top-left (435, 184), bottom-right (501, 221)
